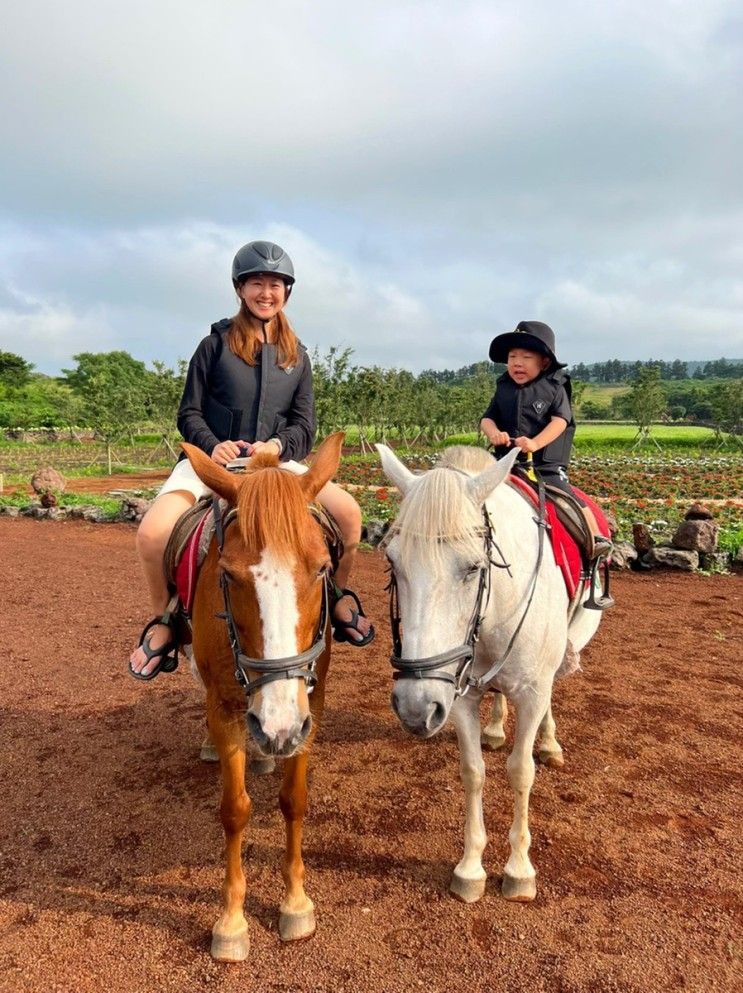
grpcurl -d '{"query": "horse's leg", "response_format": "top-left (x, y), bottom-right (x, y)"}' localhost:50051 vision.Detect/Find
top-left (200, 728), bottom-right (219, 763)
top-left (248, 745), bottom-right (276, 777)
top-left (537, 700), bottom-right (564, 769)
top-left (481, 691), bottom-right (508, 751)
top-left (449, 691), bottom-right (488, 903)
top-left (501, 689), bottom-right (550, 902)
top-left (209, 702), bottom-right (252, 962)
top-left (278, 749), bottom-right (316, 941)
top-left (276, 648), bottom-right (330, 941)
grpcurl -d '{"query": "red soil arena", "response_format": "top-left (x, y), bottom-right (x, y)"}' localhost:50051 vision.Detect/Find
top-left (0, 518), bottom-right (740, 993)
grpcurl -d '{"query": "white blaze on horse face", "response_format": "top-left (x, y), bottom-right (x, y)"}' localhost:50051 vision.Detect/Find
top-left (249, 548), bottom-right (303, 748)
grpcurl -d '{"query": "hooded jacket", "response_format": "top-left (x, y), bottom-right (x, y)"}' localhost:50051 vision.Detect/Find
top-left (177, 319), bottom-right (316, 462)
top-left (483, 368), bottom-right (575, 468)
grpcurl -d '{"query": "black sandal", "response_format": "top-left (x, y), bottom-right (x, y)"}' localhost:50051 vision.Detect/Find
top-left (128, 617), bottom-right (179, 681)
top-left (330, 587), bottom-right (375, 647)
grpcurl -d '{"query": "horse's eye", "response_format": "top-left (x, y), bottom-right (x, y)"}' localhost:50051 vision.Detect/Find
top-left (317, 562), bottom-right (331, 579)
top-left (463, 564), bottom-right (481, 581)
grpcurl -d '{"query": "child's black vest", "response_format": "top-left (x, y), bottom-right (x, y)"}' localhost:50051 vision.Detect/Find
top-left (487, 369), bottom-right (575, 469)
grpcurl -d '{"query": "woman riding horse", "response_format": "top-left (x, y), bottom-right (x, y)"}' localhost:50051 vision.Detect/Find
top-left (129, 240), bottom-right (373, 679)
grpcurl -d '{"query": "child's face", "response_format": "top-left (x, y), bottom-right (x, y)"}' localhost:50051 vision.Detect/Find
top-left (507, 348), bottom-right (550, 385)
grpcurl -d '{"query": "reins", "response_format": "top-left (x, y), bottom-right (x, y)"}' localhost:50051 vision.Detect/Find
top-left (212, 497), bottom-right (328, 699)
top-left (387, 468), bottom-right (547, 698)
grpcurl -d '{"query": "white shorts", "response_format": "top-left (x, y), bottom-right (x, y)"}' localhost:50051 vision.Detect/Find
top-left (158, 456), bottom-right (308, 501)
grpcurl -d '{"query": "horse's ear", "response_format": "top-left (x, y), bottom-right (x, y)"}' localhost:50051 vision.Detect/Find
top-left (376, 444), bottom-right (416, 495)
top-left (181, 443), bottom-right (240, 504)
top-left (466, 448), bottom-right (520, 505)
top-left (299, 432), bottom-right (345, 502)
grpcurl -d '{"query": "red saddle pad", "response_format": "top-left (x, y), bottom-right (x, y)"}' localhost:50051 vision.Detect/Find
top-left (508, 477), bottom-right (609, 599)
top-left (174, 508), bottom-right (211, 615)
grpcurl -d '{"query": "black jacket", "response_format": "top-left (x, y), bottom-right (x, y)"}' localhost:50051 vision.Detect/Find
top-left (482, 369), bottom-right (575, 468)
top-left (177, 319), bottom-right (316, 462)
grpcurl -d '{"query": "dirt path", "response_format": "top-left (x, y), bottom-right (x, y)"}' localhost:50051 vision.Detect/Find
top-left (0, 519), bottom-right (740, 993)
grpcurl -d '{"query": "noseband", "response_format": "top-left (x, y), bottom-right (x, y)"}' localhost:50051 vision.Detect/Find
top-left (212, 497), bottom-right (328, 699)
top-left (387, 472), bottom-right (547, 698)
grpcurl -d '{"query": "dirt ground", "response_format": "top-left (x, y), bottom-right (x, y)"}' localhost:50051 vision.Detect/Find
top-left (0, 518), bottom-right (741, 993)
top-left (5, 471), bottom-right (171, 496)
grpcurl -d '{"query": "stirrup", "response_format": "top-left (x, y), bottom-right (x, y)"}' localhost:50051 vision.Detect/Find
top-left (584, 559), bottom-right (615, 611)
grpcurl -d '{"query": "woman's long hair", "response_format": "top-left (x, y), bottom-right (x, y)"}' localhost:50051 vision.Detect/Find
top-left (227, 300), bottom-right (299, 369)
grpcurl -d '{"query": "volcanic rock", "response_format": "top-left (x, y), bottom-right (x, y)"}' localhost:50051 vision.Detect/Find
top-left (31, 466), bottom-right (66, 495)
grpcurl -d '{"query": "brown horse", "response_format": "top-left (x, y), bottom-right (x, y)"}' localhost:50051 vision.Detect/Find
top-left (182, 432), bottom-right (344, 961)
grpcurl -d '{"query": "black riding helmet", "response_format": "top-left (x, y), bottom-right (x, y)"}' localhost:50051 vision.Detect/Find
top-left (232, 241), bottom-right (295, 300)
top-left (489, 320), bottom-right (566, 369)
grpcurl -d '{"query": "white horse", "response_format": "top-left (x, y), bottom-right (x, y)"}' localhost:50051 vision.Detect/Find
top-left (376, 443), bottom-right (603, 903)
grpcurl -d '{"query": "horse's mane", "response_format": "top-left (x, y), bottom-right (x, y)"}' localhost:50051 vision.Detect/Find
top-left (236, 450), bottom-right (312, 563)
top-left (387, 446), bottom-right (488, 570)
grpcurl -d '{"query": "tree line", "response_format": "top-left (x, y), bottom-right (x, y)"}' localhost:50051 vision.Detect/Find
top-left (568, 358), bottom-right (742, 383)
top-left (0, 348), bottom-right (740, 450)
top-left (423, 357), bottom-right (743, 384)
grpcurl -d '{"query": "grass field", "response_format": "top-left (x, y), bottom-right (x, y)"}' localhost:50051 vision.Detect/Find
top-left (1, 427), bottom-right (741, 554)
top-left (0, 424), bottom-right (734, 485)
top-left (441, 423), bottom-right (721, 452)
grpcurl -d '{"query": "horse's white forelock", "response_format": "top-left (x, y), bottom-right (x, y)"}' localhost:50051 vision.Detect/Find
top-left (437, 445), bottom-right (494, 474)
top-left (387, 447), bottom-right (487, 573)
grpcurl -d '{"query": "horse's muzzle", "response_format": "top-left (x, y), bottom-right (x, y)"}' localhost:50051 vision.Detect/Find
top-left (390, 686), bottom-right (449, 738)
top-left (246, 711), bottom-right (313, 757)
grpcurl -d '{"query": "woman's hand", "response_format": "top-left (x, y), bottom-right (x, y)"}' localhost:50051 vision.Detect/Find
top-left (249, 439), bottom-right (281, 457)
top-left (513, 436), bottom-right (538, 454)
top-left (211, 440), bottom-right (249, 466)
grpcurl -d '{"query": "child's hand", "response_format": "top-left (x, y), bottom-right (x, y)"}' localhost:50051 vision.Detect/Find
top-left (491, 431), bottom-right (511, 447)
top-left (513, 436), bottom-right (538, 453)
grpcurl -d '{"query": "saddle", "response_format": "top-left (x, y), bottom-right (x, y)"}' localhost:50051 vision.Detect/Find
top-left (507, 472), bottom-right (612, 602)
top-left (163, 497), bottom-right (344, 636)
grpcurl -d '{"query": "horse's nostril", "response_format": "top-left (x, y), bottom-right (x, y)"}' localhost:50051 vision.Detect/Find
top-left (426, 701), bottom-right (446, 732)
top-left (299, 714), bottom-right (313, 741)
top-left (246, 712), bottom-right (269, 750)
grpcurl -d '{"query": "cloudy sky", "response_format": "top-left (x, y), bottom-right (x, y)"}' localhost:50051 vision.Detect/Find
top-left (1, 1), bottom-right (742, 375)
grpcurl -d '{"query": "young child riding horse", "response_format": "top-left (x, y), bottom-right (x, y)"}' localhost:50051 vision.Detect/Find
top-left (480, 320), bottom-right (613, 606)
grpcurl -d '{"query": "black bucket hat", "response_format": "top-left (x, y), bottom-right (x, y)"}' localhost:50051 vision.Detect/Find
top-left (489, 320), bottom-right (566, 368)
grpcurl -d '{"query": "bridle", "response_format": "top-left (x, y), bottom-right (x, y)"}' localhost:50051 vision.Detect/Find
top-left (387, 470), bottom-right (547, 698)
top-left (212, 497), bottom-right (329, 699)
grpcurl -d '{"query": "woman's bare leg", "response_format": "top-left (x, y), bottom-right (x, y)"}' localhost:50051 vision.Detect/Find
top-left (129, 489), bottom-right (195, 675)
top-left (315, 481), bottom-right (371, 642)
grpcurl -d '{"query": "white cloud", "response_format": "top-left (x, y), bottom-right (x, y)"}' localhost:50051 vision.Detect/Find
top-left (0, 220), bottom-right (437, 372)
top-left (0, 1), bottom-right (741, 371)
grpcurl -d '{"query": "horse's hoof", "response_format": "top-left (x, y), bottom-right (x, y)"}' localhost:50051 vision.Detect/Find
top-left (538, 748), bottom-right (564, 769)
top-left (481, 731), bottom-right (506, 752)
top-left (450, 871), bottom-right (486, 903)
top-left (249, 756), bottom-right (276, 776)
top-left (501, 873), bottom-right (536, 902)
top-left (210, 927), bottom-right (250, 962)
top-left (279, 908), bottom-right (316, 942)
top-left (200, 741), bottom-right (219, 763)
